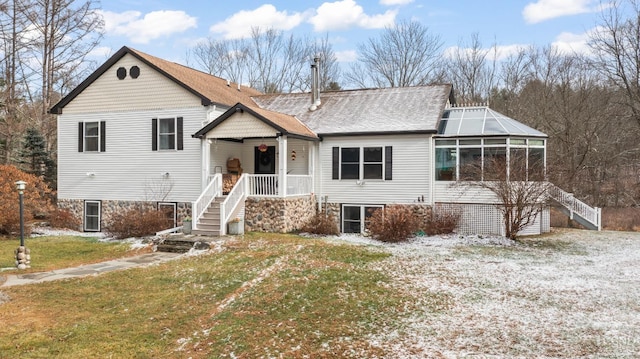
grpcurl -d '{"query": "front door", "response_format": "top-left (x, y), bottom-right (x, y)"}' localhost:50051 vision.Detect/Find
top-left (255, 146), bottom-right (276, 174)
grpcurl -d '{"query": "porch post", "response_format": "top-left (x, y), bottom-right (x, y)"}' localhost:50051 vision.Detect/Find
top-left (278, 135), bottom-right (288, 197)
top-left (201, 138), bottom-right (210, 191)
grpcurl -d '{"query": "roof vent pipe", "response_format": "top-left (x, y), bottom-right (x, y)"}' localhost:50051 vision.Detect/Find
top-left (309, 57), bottom-right (321, 111)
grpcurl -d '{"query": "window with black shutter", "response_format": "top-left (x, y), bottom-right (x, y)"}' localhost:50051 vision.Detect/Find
top-left (152, 117), bottom-right (183, 151)
top-left (78, 121), bottom-right (106, 152)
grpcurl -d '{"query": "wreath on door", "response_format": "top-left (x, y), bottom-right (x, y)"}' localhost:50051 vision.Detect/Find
top-left (260, 151), bottom-right (271, 166)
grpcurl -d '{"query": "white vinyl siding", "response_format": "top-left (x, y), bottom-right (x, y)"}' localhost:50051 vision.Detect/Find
top-left (57, 107), bottom-right (208, 202)
top-left (62, 54), bottom-right (202, 114)
top-left (319, 135), bottom-right (432, 205)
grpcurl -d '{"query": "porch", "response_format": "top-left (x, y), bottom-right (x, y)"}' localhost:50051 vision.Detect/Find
top-left (192, 173), bottom-right (315, 235)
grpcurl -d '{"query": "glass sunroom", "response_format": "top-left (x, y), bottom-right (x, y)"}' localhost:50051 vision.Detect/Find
top-left (435, 106), bottom-right (547, 182)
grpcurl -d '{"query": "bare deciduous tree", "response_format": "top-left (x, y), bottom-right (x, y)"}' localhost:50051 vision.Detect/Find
top-left (459, 153), bottom-right (549, 240)
top-left (443, 33), bottom-right (497, 103)
top-left (188, 28), bottom-right (340, 94)
top-left (589, 0), bottom-right (640, 127)
top-left (22, 0), bottom-right (103, 152)
top-left (345, 20), bottom-right (443, 88)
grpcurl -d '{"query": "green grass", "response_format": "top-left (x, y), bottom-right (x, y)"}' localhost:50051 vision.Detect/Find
top-left (0, 235), bottom-right (140, 273)
top-left (0, 234), bottom-right (414, 358)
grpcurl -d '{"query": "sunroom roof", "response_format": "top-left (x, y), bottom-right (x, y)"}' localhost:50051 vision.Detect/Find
top-left (437, 106), bottom-right (547, 137)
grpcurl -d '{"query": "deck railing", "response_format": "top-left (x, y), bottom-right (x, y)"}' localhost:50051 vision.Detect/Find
top-left (548, 183), bottom-right (601, 230)
top-left (192, 173), bottom-right (222, 230)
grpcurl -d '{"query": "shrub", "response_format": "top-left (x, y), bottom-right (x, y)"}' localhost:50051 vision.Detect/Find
top-left (48, 208), bottom-right (81, 230)
top-left (302, 212), bottom-right (339, 235)
top-left (106, 208), bottom-right (171, 239)
top-left (368, 205), bottom-right (421, 243)
top-left (423, 208), bottom-right (461, 235)
top-left (0, 165), bottom-right (54, 235)
top-left (602, 207), bottom-right (640, 231)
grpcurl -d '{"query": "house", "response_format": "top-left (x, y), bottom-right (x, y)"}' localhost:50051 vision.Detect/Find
top-left (50, 46), bottom-right (601, 236)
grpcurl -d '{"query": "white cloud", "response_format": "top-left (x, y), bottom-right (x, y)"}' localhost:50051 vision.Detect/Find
top-left (380, 0), bottom-right (414, 5)
top-left (209, 5), bottom-right (306, 39)
top-left (309, 0), bottom-right (397, 31)
top-left (99, 10), bottom-right (197, 44)
top-left (523, 0), bottom-right (598, 24)
top-left (335, 49), bottom-right (358, 62)
top-left (87, 46), bottom-right (113, 59)
top-left (443, 44), bottom-right (529, 62)
top-left (551, 29), bottom-right (594, 55)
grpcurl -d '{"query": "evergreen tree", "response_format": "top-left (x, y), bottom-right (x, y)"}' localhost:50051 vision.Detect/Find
top-left (19, 128), bottom-right (56, 189)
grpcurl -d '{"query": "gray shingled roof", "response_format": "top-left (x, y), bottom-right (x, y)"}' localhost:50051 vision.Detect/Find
top-left (252, 85), bottom-right (453, 135)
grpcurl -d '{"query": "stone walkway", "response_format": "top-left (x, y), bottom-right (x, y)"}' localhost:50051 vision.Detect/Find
top-left (0, 252), bottom-right (183, 287)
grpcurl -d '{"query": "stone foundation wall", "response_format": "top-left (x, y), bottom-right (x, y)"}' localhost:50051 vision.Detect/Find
top-left (57, 199), bottom-right (192, 232)
top-left (245, 195), bottom-right (317, 233)
top-left (320, 202), bottom-right (341, 229)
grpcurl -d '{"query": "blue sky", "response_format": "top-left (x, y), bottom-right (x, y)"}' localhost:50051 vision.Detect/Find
top-left (92, 0), bottom-right (606, 65)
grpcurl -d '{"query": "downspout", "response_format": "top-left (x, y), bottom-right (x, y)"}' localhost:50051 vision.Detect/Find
top-left (429, 135), bottom-right (435, 206)
top-left (317, 140), bottom-right (323, 213)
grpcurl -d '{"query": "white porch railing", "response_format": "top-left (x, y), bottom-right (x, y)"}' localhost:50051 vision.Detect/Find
top-left (192, 174), bottom-right (313, 234)
top-left (548, 183), bottom-right (601, 230)
top-left (192, 173), bottom-right (222, 230)
top-left (245, 174), bottom-right (312, 197)
top-left (220, 174), bottom-right (248, 235)
top-left (247, 175), bottom-right (279, 196)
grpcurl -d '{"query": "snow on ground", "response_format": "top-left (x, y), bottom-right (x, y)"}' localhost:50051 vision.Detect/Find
top-left (326, 229), bottom-right (640, 358)
top-left (21, 227), bottom-right (640, 356)
top-left (30, 226), bottom-right (151, 249)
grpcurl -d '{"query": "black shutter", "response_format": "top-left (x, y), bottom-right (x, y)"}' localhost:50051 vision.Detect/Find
top-left (78, 122), bottom-right (84, 152)
top-left (332, 147), bottom-right (339, 179)
top-left (100, 121), bottom-right (106, 152)
top-left (152, 118), bottom-right (158, 151)
top-left (385, 146), bottom-right (392, 180)
top-left (177, 117), bottom-right (183, 150)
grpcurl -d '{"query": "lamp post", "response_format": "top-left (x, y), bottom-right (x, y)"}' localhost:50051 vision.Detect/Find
top-left (15, 180), bottom-right (29, 269)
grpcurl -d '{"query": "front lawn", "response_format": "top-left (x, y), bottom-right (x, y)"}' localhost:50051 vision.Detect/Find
top-left (0, 235), bottom-right (145, 273)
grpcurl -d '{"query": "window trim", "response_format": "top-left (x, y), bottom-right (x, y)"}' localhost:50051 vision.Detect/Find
top-left (78, 121), bottom-right (106, 152)
top-left (84, 200), bottom-right (101, 232)
top-left (434, 137), bottom-right (546, 182)
top-left (157, 202), bottom-right (177, 228)
top-left (332, 146), bottom-right (392, 181)
top-left (152, 117), bottom-right (183, 151)
top-left (341, 204), bottom-right (384, 233)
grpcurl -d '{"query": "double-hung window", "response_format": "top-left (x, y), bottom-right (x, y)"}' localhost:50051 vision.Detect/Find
top-left (84, 200), bottom-right (101, 232)
top-left (152, 117), bottom-right (183, 151)
top-left (332, 146), bottom-right (392, 180)
top-left (78, 121), bottom-right (106, 152)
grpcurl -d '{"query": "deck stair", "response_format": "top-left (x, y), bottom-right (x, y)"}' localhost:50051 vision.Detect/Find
top-left (548, 184), bottom-right (601, 230)
top-left (192, 196), bottom-right (224, 236)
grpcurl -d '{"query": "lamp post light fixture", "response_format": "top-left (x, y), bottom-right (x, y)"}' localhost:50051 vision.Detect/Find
top-left (15, 180), bottom-right (30, 269)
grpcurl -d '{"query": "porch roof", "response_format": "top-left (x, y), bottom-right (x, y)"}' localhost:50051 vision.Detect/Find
top-left (251, 85), bottom-right (454, 136)
top-left (192, 102), bottom-right (318, 140)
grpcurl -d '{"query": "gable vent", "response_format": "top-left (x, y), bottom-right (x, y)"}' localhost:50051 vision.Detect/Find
top-left (130, 66), bottom-right (140, 78)
top-left (116, 67), bottom-right (126, 80)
